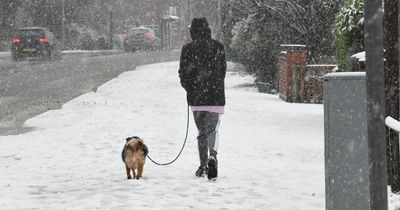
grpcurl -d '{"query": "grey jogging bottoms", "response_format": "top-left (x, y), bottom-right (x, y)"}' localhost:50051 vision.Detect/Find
top-left (193, 111), bottom-right (221, 167)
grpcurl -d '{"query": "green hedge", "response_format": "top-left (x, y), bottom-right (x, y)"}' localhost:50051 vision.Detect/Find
top-left (334, 0), bottom-right (364, 72)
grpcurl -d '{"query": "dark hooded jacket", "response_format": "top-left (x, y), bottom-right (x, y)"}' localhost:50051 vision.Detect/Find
top-left (178, 18), bottom-right (226, 106)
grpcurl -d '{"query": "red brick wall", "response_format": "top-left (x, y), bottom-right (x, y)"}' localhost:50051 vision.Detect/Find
top-left (278, 45), bottom-right (337, 103)
top-left (278, 52), bottom-right (288, 99)
top-left (278, 46), bottom-right (307, 102)
top-left (302, 65), bottom-right (337, 103)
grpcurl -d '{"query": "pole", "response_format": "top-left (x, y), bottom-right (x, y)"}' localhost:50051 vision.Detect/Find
top-left (364, 0), bottom-right (387, 209)
top-left (160, 19), bottom-right (164, 50)
top-left (110, 9), bottom-right (113, 49)
top-left (219, 0), bottom-right (224, 43)
top-left (187, 0), bottom-right (191, 23)
top-left (61, 0), bottom-right (65, 50)
top-left (217, 0), bottom-right (221, 41)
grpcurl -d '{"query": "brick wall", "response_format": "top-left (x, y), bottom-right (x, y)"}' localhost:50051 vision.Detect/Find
top-left (278, 44), bottom-right (307, 102)
top-left (303, 65), bottom-right (337, 103)
top-left (278, 51), bottom-right (288, 100)
top-left (278, 44), bottom-right (336, 103)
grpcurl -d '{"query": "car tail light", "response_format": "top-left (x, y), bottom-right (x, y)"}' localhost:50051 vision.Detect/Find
top-left (145, 32), bottom-right (153, 40)
top-left (123, 32), bottom-right (128, 41)
top-left (12, 37), bottom-right (21, 44)
top-left (38, 38), bottom-right (49, 43)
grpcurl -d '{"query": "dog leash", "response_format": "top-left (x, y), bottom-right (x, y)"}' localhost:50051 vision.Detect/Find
top-left (146, 105), bottom-right (190, 166)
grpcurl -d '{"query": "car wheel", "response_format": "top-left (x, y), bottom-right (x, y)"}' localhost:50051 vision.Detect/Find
top-left (11, 53), bottom-right (19, 61)
top-left (43, 49), bottom-right (52, 61)
top-left (58, 52), bottom-right (63, 60)
top-left (124, 47), bottom-right (129, 53)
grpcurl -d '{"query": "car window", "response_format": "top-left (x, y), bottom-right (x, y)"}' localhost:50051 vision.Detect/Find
top-left (129, 28), bottom-right (149, 34)
top-left (47, 31), bottom-right (56, 41)
top-left (17, 29), bottom-right (45, 38)
top-left (44, 30), bottom-right (50, 39)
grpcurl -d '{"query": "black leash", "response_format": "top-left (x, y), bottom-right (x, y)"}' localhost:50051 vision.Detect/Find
top-left (146, 105), bottom-right (190, 166)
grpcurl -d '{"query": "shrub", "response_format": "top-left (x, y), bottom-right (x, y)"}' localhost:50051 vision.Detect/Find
top-left (96, 37), bottom-right (107, 50)
top-left (334, 0), bottom-right (365, 71)
top-left (230, 14), bottom-right (278, 84)
top-left (79, 33), bottom-right (95, 50)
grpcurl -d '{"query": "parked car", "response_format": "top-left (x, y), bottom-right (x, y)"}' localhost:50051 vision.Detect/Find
top-left (11, 27), bottom-right (62, 61)
top-left (123, 26), bottom-right (160, 52)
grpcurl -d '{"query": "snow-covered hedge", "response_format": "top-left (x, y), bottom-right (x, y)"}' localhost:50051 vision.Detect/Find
top-left (334, 0), bottom-right (365, 71)
top-left (63, 23), bottom-right (122, 50)
top-left (226, 1), bottom-right (341, 84)
top-left (229, 13), bottom-right (278, 84)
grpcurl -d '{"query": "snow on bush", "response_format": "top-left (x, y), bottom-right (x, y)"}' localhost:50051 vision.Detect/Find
top-left (334, 0), bottom-right (365, 71)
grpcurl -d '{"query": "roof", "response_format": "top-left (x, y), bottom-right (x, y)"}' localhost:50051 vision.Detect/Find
top-left (129, 26), bottom-right (152, 31)
top-left (161, 15), bottom-right (179, 21)
top-left (18, 27), bottom-right (48, 31)
top-left (351, 50), bottom-right (386, 62)
top-left (351, 51), bottom-right (366, 62)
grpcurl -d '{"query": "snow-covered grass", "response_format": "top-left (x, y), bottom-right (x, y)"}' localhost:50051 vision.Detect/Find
top-left (0, 51), bottom-right (11, 58)
top-left (0, 61), bottom-right (399, 209)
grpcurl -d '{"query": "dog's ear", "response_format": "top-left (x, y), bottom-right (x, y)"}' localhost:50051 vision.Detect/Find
top-left (131, 136), bottom-right (140, 140)
top-left (126, 136), bottom-right (141, 142)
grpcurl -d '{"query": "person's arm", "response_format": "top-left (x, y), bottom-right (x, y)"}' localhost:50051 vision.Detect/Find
top-left (216, 45), bottom-right (227, 79)
top-left (178, 46), bottom-right (190, 91)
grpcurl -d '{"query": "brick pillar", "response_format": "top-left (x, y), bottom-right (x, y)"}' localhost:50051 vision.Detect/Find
top-left (278, 51), bottom-right (288, 99)
top-left (278, 44), bottom-right (307, 102)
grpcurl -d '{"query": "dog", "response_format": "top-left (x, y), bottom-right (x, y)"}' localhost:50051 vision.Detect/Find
top-left (121, 136), bottom-right (148, 180)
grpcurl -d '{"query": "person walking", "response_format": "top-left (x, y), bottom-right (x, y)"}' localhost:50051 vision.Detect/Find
top-left (178, 18), bottom-right (226, 180)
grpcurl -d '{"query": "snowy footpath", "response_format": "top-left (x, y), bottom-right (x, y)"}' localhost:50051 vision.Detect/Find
top-left (0, 61), bottom-right (399, 209)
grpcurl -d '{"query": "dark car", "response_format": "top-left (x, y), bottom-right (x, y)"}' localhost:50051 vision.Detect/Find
top-left (123, 26), bottom-right (160, 52)
top-left (11, 27), bottom-right (62, 61)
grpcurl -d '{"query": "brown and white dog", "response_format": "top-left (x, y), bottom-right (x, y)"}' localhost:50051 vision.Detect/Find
top-left (122, 136), bottom-right (148, 180)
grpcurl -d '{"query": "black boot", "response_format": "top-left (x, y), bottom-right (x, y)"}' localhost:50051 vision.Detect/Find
top-left (195, 166), bottom-right (208, 177)
top-left (196, 139), bottom-right (208, 177)
top-left (207, 150), bottom-right (218, 180)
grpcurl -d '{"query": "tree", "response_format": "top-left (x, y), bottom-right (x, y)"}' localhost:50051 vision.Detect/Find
top-left (301, 0), bottom-right (342, 61)
top-left (334, 0), bottom-right (364, 71)
top-left (225, 0), bottom-right (341, 83)
top-left (0, 0), bottom-right (22, 49)
top-left (384, 0), bottom-right (400, 193)
top-left (191, 0), bottom-right (222, 39)
top-left (30, 0), bottom-right (62, 34)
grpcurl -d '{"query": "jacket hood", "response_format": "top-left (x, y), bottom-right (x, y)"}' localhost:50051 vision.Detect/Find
top-left (190, 18), bottom-right (211, 40)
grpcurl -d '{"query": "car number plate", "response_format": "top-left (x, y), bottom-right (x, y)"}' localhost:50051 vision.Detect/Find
top-left (23, 48), bottom-right (37, 52)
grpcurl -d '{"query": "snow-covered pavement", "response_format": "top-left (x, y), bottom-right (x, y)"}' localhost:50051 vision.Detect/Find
top-left (0, 61), bottom-right (398, 209)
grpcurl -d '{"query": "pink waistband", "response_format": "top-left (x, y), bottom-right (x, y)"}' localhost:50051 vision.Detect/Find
top-left (190, 106), bottom-right (224, 114)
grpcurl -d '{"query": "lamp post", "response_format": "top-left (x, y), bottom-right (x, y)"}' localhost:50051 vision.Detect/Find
top-left (110, 8), bottom-right (113, 49)
top-left (217, 0), bottom-right (223, 42)
top-left (364, 0), bottom-right (387, 209)
top-left (187, 0), bottom-right (191, 24)
top-left (61, 0), bottom-right (65, 49)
